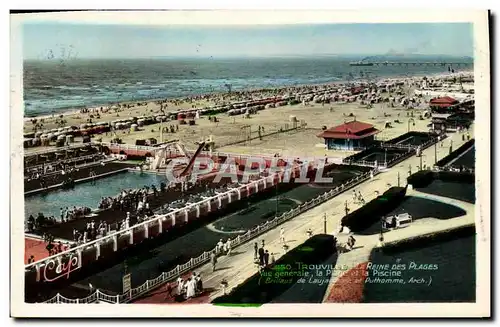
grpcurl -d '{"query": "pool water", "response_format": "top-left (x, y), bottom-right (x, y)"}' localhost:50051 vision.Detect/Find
top-left (24, 171), bottom-right (167, 219)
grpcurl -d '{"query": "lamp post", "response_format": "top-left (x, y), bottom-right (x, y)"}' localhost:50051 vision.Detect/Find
top-left (434, 140), bottom-right (438, 165)
top-left (408, 118), bottom-right (415, 133)
top-left (323, 213), bottom-right (327, 234)
top-left (379, 217), bottom-right (384, 243)
top-left (419, 154), bottom-right (427, 170)
top-left (160, 119), bottom-right (163, 143)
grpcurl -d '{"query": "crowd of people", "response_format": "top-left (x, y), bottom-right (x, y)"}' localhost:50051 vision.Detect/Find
top-left (26, 206), bottom-right (92, 232)
top-left (97, 184), bottom-right (163, 213)
top-left (72, 219), bottom-right (110, 244)
top-left (26, 233), bottom-right (70, 264)
top-left (254, 239), bottom-right (276, 271)
top-left (167, 272), bottom-right (204, 301)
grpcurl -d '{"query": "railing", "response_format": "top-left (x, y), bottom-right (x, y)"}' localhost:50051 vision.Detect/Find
top-left (99, 142), bottom-right (160, 153)
top-left (381, 143), bottom-right (414, 150)
top-left (345, 160), bottom-right (378, 168)
top-left (216, 125), bottom-right (301, 149)
top-left (25, 174), bottom-right (274, 272)
top-left (25, 143), bottom-right (94, 157)
top-left (39, 169), bottom-right (375, 304)
top-left (25, 160), bottom-right (317, 271)
top-left (24, 154), bottom-right (106, 176)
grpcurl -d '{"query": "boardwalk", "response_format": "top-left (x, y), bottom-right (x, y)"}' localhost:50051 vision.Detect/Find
top-left (134, 126), bottom-right (474, 304)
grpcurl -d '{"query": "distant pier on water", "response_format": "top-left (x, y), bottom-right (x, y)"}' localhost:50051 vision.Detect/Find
top-left (349, 61), bottom-right (473, 67)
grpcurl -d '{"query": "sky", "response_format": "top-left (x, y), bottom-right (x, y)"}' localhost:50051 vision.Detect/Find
top-left (21, 23), bottom-right (474, 60)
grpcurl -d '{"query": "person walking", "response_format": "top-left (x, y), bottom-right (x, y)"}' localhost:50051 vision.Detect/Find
top-left (258, 246), bottom-right (265, 266)
top-left (264, 250), bottom-right (270, 267)
top-left (225, 239), bottom-right (231, 255)
top-left (210, 251), bottom-right (217, 272)
top-left (280, 227), bottom-right (285, 244)
top-left (253, 242), bottom-right (258, 261)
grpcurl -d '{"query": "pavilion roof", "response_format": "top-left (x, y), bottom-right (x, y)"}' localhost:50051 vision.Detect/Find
top-left (317, 120), bottom-right (380, 139)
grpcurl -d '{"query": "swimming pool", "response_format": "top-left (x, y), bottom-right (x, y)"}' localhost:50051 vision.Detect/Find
top-left (24, 170), bottom-right (167, 220)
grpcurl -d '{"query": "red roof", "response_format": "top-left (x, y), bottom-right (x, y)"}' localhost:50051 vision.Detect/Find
top-left (430, 96), bottom-right (458, 105)
top-left (317, 120), bottom-right (380, 139)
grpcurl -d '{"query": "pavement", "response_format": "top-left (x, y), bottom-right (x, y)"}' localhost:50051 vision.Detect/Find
top-left (132, 125), bottom-right (475, 304)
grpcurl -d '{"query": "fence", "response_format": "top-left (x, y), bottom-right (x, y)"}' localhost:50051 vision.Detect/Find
top-left (381, 143), bottom-right (414, 151)
top-left (24, 154), bottom-right (108, 176)
top-left (25, 172), bottom-right (279, 273)
top-left (217, 125), bottom-right (302, 149)
top-left (40, 169), bottom-right (374, 304)
top-left (25, 143), bottom-right (93, 157)
top-left (99, 142), bottom-right (160, 153)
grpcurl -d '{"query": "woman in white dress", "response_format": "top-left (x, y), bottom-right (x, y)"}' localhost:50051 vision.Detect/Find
top-left (177, 277), bottom-right (184, 296)
top-left (186, 277), bottom-right (196, 299)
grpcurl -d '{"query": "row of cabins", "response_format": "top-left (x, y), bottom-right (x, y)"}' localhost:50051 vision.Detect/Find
top-left (428, 96), bottom-right (474, 132)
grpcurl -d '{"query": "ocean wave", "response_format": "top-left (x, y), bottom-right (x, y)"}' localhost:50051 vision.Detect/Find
top-left (54, 85), bottom-right (93, 91)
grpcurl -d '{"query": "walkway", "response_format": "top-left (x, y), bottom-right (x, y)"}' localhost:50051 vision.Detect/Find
top-left (133, 127), bottom-right (474, 304)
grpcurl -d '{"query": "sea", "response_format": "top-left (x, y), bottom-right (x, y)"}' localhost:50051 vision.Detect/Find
top-left (22, 56), bottom-right (473, 117)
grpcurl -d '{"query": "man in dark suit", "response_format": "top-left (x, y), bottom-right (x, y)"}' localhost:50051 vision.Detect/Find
top-left (258, 246), bottom-right (265, 266)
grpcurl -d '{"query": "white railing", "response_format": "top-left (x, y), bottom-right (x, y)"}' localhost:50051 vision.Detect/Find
top-left (26, 143), bottom-right (94, 156)
top-left (26, 162), bottom-right (313, 272)
top-left (24, 154), bottom-right (106, 175)
top-left (39, 169), bottom-right (375, 304)
top-left (99, 142), bottom-right (160, 153)
top-left (346, 160), bottom-right (379, 168)
top-left (381, 143), bottom-right (414, 150)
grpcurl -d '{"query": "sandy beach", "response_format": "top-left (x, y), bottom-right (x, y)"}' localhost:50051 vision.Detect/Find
top-left (22, 70), bottom-right (473, 157)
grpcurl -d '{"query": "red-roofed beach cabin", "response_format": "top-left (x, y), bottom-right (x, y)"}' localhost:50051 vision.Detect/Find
top-left (317, 120), bottom-right (380, 150)
top-left (429, 96), bottom-right (459, 109)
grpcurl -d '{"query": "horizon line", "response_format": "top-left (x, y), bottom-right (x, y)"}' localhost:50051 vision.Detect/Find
top-left (24, 54), bottom-right (474, 61)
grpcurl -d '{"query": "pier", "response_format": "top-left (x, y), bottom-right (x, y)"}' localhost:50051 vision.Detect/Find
top-left (369, 62), bottom-right (472, 67)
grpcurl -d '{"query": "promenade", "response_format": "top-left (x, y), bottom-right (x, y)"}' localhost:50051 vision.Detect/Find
top-left (134, 125), bottom-right (474, 304)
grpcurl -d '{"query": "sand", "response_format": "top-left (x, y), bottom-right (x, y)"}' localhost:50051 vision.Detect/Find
top-left (22, 70), bottom-right (474, 157)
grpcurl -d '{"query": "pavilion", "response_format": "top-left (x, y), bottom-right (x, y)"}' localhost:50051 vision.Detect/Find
top-left (429, 96), bottom-right (459, 112)
top-left (317, 120), bottom-right (380, 151)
